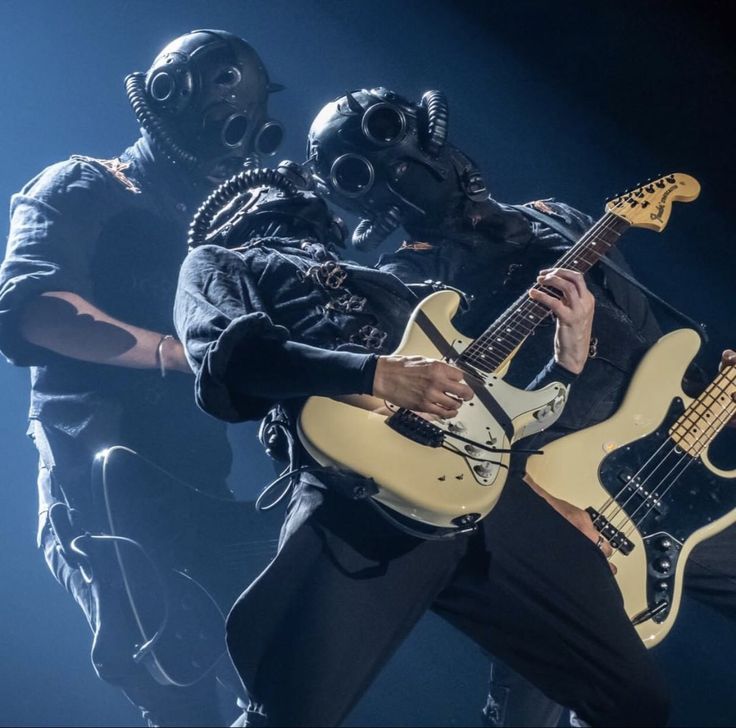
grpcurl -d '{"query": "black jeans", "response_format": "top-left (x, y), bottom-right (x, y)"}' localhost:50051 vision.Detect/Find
top-left (482, 523), bottom-right (736, 727)
top-left (32, 421), bottom-right (231, 727)
top-left (226, 477), bottom-right (669, 727)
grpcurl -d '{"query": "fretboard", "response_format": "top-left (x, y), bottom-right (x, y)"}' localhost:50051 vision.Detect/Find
top-left (459, 212), bottom-right (630, 374)
top-left (670, 367), bottom-right (736, 457)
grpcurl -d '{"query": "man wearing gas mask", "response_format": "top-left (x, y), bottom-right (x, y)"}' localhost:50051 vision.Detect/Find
top-left (174, 162), bottom-right (669, 727)
top-left (306, 88), bottom-right (736, 727)
top-left (0, 30), bottom-right (283, 726)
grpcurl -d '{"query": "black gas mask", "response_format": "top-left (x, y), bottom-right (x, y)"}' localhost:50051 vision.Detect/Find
top-left (188, 161), bottom-right (347, 251)
top-left (126, 29), bottom-right (284, 180)
top-left (307, 87), bottom-right (487, 250)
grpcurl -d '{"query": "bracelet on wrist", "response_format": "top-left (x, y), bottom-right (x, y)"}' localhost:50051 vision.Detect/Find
top-left (156, 334), bottom-right (175, 378)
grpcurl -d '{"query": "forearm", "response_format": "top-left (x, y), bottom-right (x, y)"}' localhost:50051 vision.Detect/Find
top-left (19, 291), bottom-right (189, 372)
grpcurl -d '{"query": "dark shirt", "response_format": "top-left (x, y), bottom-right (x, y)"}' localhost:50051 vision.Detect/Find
top-left (0, 136), bottom-right (232, 521)
top-left (379, 199), bottom-right (662, 441)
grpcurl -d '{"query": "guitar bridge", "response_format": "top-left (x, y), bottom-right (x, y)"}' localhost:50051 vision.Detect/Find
top-left (386, 409), bottom-right (445, 447)
top-left (586, 507), bottom-right (636, 555)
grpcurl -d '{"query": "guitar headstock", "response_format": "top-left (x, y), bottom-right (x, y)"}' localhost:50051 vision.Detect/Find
top-left (606, 173), bottom-right (700, 231)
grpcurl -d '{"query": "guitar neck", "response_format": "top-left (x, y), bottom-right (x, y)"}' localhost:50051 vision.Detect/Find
top-left (459, 211), bottom-right (630, 374)
top-left (670, 367), bottom-right (736, 456)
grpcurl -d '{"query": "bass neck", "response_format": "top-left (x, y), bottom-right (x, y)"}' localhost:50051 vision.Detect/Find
top-left (459, 211), bottom-right (630, 375)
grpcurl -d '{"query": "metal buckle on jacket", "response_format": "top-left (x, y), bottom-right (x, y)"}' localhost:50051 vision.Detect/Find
top-left (307, 260), bottom-right (348, 290)
top-left (589, 336), bottom-right (598, 358)
top-left (326, 293), bottom-right (367, 314)
top-left (351, 324), bottom-right (388, 351)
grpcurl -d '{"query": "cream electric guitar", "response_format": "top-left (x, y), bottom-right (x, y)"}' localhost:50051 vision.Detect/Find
top-left (526, 328), bottom-right (736, 646)
top-left (298, 174), bottom-right (700, 531)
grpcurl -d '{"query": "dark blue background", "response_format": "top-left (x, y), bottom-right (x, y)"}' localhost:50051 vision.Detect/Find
top-left (0, 1), bottom-right (733, 725)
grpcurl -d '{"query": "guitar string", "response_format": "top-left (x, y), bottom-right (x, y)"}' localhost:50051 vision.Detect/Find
top-left (595, 371), bottom-right (736, 536)
top-left (596, 377), bottom-right (736, 543)
top-left (458, 195), bottom-right (629, 369)
top-left (464, 191), bottom-right (631, 361)
top-left (460, 208), bottom-right (624, 371)
top-left (483, 175), bottom-right (683, 368)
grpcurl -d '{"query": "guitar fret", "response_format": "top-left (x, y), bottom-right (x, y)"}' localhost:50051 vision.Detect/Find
top-left (460, 213), bottom-right (628, 374)
top-left (671, 369), bottom-right (736, 454)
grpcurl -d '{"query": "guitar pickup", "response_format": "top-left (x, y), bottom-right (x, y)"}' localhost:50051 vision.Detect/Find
top-left (386, 410), bottom-right (445, 447)
top-left (618, 468), bottom-right (668, 517)
top-left (585, 507), bottom-right (636, 555)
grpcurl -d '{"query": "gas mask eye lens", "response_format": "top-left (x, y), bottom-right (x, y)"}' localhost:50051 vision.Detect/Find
top-left (330, 154), bottom-right (374, 197)
top-left (149, 72), bottom-right (176, 102)
top-left (255, 121), bottom-right (285, 156)
top-left (362, 103), bottom-right (406, 146)
top-left (214, 66), bottom-right (242, 87)
top-left (222, 114), bottom-right (249, 147)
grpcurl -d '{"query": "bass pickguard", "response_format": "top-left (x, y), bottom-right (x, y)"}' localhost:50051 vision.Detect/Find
top-left (599, 399), bottom-right (736, 622)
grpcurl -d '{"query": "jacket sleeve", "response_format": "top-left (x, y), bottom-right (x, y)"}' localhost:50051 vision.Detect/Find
top-left (174, 246), bottom-right (377, 423)
top-left (0, 159), bottom-right (113, 366)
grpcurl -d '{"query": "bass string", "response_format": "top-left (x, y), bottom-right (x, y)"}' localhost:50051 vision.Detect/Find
top-left (590, 433), bottom-right (675, 531)
top-left (623, 400), bottom-right (736, 538)
top-left (601, 398), bottom-right (733, 538)
top-left (670, 369), bottom-right (736, 442)
top-left (600, 399), bottom-right (735, 541)
top-left (593, 369), bottom-right (736, 533)
top-left (599, 438), bottom-right (686, 536)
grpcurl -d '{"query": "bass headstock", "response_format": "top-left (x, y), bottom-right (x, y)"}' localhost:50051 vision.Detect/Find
top-left (606, 173), bottom-right (700, 231)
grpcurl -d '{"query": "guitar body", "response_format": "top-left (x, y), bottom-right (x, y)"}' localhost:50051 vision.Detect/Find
top-left (526, 329), bottom-right (736, 646)
top-left (91, 447), bottom-right (280, 686)
top-left (299, 290), bottom-right (568, 528)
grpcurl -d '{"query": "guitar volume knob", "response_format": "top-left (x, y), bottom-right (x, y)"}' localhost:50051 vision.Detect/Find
top-left (653, 557), bottom-right (671, 573)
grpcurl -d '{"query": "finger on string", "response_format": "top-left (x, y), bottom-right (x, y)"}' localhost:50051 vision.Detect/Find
top-left (529, 289), bottom-right (563, 313)
top-left (551, 268), bottom-right (588, 298)
top-left (536, 274), bottom-right (578, 303)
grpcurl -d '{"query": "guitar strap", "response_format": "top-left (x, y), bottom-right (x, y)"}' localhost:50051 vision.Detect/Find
top-left (512, 204), bottom-right (709, 342)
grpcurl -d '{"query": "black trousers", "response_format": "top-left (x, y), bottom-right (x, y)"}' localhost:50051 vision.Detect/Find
top-left (483, 522), bottom-right (736, 727)
top-left (31, 421), bottom-right (233, 727)
top-left (226, 477), bottom-right (669, 727)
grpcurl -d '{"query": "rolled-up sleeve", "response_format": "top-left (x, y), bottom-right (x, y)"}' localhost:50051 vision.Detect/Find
top-left (0, 160), bottom-right (112, 365)
top-left (175, 246), bottom-right (376, 423)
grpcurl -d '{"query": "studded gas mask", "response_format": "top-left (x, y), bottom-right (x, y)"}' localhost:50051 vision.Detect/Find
top-left (125, 29), bottom-right (284, 180)
top-left (307, 87), bottom-right (487, 250)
